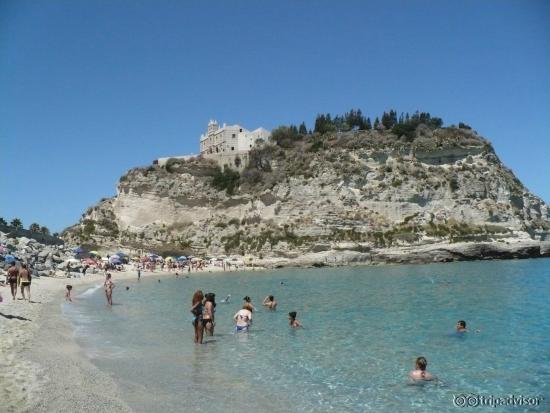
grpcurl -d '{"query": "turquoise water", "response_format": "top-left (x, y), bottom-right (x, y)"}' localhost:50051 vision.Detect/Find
top-left (64, 259), bottom-right (550, 412)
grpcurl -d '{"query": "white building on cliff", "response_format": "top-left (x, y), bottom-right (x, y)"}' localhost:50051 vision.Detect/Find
top-left (199, 120), bottom-right (270, 170)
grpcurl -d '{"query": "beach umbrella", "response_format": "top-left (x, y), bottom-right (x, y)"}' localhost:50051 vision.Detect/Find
top-left (72, 247), bottom-right (85, 254)
top-left (89, 250), bottom-right (100, 256)
top-left (176, 256), bottom-right (187, 261)
top-left (3, 255), bottom-right (16, 263)
top-left (165, 256), bottom-right (175, 262)
top-left (116, 252), bottom-right (128, 257)
top-left (110, 258), bottom-right (122, 265)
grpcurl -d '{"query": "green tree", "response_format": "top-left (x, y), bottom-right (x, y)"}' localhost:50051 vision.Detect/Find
top-left (29, 223), bottom-right (41, 232)
top-left (40, 226), bottom-right (50, 235)
top-left (10, 218), bottom-right (23, 229)
top-left (270, 126), bottom-right (301, 148)
top-left (298, 122), bottom-right (307, 135)
top-left (365, 117), bottom-right (372, 130)
top-left (0, 217), bottom-right (8, 226)
top-left (373, 117), bottom-right (380, 129)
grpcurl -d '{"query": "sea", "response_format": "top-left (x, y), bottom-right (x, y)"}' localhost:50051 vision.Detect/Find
top-left (63, 258), bottom-right (550, 412)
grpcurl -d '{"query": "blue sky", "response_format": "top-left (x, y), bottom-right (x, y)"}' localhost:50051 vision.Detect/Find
top-left (1, 0), bottom-right (549, 232)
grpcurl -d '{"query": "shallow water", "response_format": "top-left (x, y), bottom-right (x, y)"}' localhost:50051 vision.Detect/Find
top-left (64, 259), bottom-right (550, 412)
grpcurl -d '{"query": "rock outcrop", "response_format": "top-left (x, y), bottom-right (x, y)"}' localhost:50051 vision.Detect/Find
top-left (62, 126), bottom-right (550, 266)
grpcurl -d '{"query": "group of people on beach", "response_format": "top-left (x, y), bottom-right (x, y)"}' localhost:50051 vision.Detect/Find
top-left (190, 291), bottom-right (302, 344)
top-left (3, 261), bottom-right (32, 302)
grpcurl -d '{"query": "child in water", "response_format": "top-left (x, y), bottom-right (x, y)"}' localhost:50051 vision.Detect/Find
top-left (288, 311), bottom-right (303, 328)
top-left (409, 357), bottom-right (434, 381)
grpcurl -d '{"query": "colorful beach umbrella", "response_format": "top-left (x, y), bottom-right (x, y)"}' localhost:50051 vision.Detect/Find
top-left (89, 251), bottom-right (100, 256)
top-left (3, 255), bottom-right (16, 263)
top-left (176, 256), bottom-right (187, 261)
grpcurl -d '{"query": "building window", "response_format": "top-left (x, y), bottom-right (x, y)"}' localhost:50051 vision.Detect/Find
top-left (239, 128), bottom-right (242, 132)
top-left (249, 144), bottom-right (252, 148)
top-left (231, 146), bottom-right (234, 151)
top-left (232, 134), bottom-right (236, 138)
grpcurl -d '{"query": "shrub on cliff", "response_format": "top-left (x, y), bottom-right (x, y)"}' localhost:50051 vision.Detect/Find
top-left (212, 166), bottom-right (240, 195)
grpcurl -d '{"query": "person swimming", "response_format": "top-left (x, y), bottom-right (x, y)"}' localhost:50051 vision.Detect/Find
top-left (456, 320), bottom-right (467, 332)
top-left (409, 357), bottom-right (434, 381)
top-left (234, 303), bottom-right (253, 332)
top-left (243, 296), bottom-right (256, 312)
top-left (262, 295), bottom-right (277, 310)
top-left (288, 311), bottom-right (303, 328)
top-left (221, 294), bottom-right (231, 303)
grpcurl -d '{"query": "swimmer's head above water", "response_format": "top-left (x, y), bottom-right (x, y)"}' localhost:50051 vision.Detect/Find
top-left (456, 320), bottom-right (467, 332)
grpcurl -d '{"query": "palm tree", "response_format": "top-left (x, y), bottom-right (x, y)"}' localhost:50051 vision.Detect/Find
top-left (29, 223), bottom-right (41, 232)
top-left (10, 218), bottom-right (23, 229)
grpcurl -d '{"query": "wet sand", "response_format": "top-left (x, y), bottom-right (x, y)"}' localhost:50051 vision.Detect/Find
top-left (0, 269), bottom-right (178, 413)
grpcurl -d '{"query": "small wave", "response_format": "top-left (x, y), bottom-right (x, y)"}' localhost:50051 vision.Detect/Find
top-left (77, 284), bottom-right (103, 298)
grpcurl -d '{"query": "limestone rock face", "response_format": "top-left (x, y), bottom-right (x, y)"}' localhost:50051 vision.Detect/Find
top-left (62, 127), bottom-right (550, 265)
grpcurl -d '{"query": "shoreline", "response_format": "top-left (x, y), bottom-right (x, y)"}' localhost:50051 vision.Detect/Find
top-left (0, 269), bottom-right (180, 413)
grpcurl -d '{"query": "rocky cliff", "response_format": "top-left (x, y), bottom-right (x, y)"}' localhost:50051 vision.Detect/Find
top-left (63, 125), bottom-right (550, 266)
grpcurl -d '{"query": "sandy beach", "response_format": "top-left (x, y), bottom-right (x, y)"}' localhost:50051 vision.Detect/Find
top-left (0, 268), bottom-right (199, 413)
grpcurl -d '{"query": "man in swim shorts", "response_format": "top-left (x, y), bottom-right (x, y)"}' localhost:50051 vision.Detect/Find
top-left (7, 262), bottom-right (19, 300)
top-left (18, 263), bottom-right (31, 301)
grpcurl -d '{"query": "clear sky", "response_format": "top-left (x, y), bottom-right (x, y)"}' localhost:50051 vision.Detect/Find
top-left (1, 0), bottom-right (549, 232)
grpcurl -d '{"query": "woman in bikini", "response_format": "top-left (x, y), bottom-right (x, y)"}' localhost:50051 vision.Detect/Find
top-left (233, 303), bottom-right (253, 332)
top-left (104, 273), bottom-right (115, 306)
top-left (203, 293), bottom-right (216, 336)
top-left (190, 290), bottom-right (205, 344)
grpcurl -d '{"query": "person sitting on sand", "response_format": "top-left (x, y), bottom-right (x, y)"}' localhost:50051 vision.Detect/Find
top-left (234, 303), bottom-right (253, 332)
top-left (288, 311), bottom-right (303, 328)
top-left (409, 357), bottom-right (434, 381)
top-left (65, 285), bottom-right (73, 302)
top-left (104, 273), bottom-right (115, 306)
top-left (262, 295), bottom-right (277, 310)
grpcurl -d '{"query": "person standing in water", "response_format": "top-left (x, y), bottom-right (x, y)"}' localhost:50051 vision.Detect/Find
top-left (104, 273), bottom-right (115, 306)
top-left (234, 303), bottom-right (253, 332)
top-left (262, 295), bottom-right (277, 310)
top-left (18, 263), bottom-right (31, 301)
top-left (288, 311), bottom-right (303, 328)
top-left (137, 265), bottom-right (141, 281)
top-left (191, 290), bottom-right (205, 344)
top-left (243, 296), bottom-right (256, 312)
top-left (203, 293), bottom-right (216, 336)
top-left (409, 357), bottom-right (434, 381)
